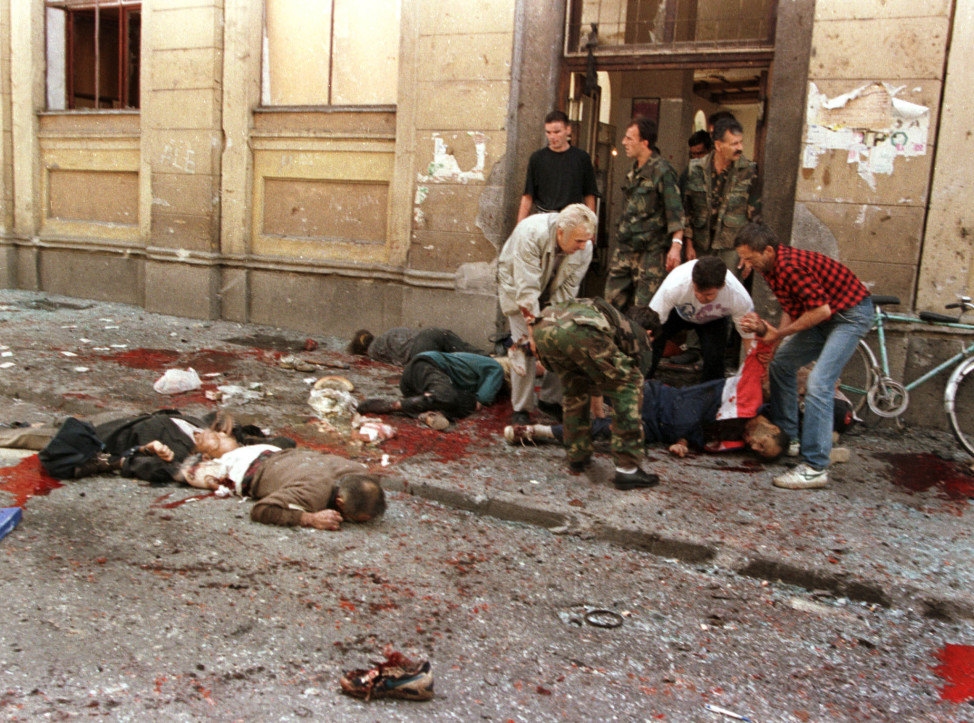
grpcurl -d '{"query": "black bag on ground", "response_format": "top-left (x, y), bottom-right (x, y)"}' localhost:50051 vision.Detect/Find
top-left (38, 418), bottom-right (105, 479)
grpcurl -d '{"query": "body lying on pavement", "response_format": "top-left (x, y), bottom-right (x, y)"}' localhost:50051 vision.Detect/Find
top-left (36, 410), bottom-right (295, 482)
top-left (183, 429), bottom-right (386, 530)
top-left (507, 341), bottom-right (789, 459)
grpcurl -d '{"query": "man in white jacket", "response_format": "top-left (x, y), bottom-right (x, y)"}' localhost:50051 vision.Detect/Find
top-left (497, 203), bottom-right (596, 425)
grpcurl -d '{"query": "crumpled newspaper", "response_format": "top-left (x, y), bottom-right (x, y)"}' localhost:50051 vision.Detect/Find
top-left (308, 387), bottom-right (358, 417)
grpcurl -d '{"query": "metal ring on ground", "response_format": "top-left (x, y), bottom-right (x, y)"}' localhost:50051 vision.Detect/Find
top-left (584, 609), bottom-right (623, 628)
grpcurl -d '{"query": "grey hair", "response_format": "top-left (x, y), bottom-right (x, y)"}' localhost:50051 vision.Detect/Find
top-left (555, 203), bottom-right (597, 236)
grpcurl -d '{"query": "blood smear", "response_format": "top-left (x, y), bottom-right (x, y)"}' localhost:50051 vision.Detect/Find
top-left (933, 644), bottom-right (974, 703)
top-left (0, 456), bottom-right (63, 508)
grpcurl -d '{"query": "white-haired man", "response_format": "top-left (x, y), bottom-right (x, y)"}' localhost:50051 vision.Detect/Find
top-left (497, 203), bottom-right (597, 425)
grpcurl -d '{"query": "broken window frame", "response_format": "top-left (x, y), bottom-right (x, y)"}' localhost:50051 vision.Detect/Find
top-left (565, 0), bottom-right (777, 58)
top-left (46, 0), bottom-right (141, 111)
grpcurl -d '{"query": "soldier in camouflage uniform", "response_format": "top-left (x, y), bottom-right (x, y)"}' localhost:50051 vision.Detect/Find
top-left (683, 116), bottom-right (762, 278)
top-left (605, 117), bottom-right (685, 313)
top-left (531, 297), bottom-right (662, 490)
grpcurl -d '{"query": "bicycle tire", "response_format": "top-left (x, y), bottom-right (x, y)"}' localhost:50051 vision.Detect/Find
top-left (945, 358), bottom-right (974, 457)
top-left (838, 341), bottom-right (874, 415)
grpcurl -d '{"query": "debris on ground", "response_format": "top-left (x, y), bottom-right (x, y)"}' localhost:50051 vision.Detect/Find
top-left (0, 506), bottom-right (23, 542)
top-left (339, 650), bottom-right (434, 701)
top-left (152, 368), bottom-right (202, 394)
top-left (308, 387), bottom-right (358, 417)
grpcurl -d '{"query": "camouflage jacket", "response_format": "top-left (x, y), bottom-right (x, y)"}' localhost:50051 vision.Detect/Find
top-left (535, 297), bottom-right (653, 376)
top-left (616, 155), bottom-right (684, 253)
top-left (683, 152), bottom-right (761, 252)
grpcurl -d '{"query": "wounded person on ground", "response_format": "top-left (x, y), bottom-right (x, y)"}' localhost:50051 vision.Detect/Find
top-left (182, 432), bottom-right (386, 531)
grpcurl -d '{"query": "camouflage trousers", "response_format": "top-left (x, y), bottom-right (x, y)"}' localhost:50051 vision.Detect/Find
top-left (532, 319), bottom-right (645, 469)
top-left (604, 242), bottom-right (667, 311)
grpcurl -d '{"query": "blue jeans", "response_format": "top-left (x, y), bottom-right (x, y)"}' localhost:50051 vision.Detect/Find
top-left (769, 298), bottom-right (873, 470)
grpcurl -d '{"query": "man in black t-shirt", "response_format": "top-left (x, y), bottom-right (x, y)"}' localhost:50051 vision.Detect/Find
top-left (516, 110), bottom-right (598, 224)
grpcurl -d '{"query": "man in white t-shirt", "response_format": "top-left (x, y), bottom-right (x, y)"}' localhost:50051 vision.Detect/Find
top-left (648, 256), bottom-right (754, 381)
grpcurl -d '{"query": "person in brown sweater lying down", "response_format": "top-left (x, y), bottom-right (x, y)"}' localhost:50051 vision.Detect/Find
top-left (181, 429), bottom-right (386, 530)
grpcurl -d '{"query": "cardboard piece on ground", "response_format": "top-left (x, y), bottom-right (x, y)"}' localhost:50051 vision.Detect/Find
top-left (0, 507), bottom-right (23, 542)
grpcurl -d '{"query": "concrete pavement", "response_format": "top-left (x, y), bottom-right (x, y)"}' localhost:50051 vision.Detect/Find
top-left (1, 289), bottom-right (972, 623)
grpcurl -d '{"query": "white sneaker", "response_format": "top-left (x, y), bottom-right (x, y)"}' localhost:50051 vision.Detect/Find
top-left (787, 439), bottom-right (800, 457)
top-left (774, 464), bottom-right (829, 489)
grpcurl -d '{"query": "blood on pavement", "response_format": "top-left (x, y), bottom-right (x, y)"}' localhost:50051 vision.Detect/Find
top-left (0, 456), bottom-right (63, 507)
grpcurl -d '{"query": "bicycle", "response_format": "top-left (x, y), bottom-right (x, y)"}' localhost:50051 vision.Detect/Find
top-left (839, 294), bottom-right (974, 456)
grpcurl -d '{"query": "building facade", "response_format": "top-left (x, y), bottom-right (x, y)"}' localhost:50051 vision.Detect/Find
top-left (1, 0), bottom-right (971, 426)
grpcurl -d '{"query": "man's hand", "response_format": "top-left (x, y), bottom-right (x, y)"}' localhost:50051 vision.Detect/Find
top-left (665, 244), bottom-right (682, 272)
top-left (740, 312), bottom-right (769, 336)
top-left (668, 440), bottom-right (689, 457)
top-left (142, 440), bottom-right (174, 461)
top-left (300, 509), bottom-right (342, 531)
top-left (590, 395), bottom-right (606, 418)
top-left (685, 241), bottom-right (696, 262)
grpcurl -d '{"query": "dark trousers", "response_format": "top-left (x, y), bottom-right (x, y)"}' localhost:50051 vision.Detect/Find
top-left (650, 313), bottom-right (729, 382)
top-left (399, 357), bottom-right (478, 420)
top-left (408, 329), bottom-right (484, 359)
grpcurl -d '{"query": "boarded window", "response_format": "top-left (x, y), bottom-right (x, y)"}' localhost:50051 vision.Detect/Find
top-left (46, 1), bottom-right (141, 110)
top-left (263, 0), bottom-right (399, 106)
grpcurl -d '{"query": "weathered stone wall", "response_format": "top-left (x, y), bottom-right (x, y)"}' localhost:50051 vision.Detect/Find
top-left (0, 0), bottom-right (12, 237)
top-left (798, 0), bottom-right (950, 306)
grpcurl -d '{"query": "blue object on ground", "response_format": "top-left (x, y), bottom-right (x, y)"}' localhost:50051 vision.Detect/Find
top-left (0, 507), bottom-right (23, 542)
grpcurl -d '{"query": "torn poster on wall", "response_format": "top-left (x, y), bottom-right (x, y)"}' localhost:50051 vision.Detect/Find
top-left (803, 82), bottom-right (929, 191)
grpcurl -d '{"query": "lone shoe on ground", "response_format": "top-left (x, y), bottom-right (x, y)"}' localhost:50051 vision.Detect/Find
top-left (773, 463), bottom-right (829, 489)
top-left (340, 652), bottom-right (433, 701)
top-left (613, 468), bottom-right (660, 490)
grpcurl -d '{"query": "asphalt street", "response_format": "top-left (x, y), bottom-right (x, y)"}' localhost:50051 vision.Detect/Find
top-left (1, 289), bottom-right (972, 720)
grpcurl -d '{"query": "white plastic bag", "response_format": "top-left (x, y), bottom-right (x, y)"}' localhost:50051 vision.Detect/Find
top-left (153, 368), bottom-right (202, 394)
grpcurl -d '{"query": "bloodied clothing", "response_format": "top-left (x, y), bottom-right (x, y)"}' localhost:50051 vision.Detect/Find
top-left (683, 152), bottom-right (761, 254)
top-left (606, 154), bottom-right (684, 310)
top-left (531, 298), bottom-right (652, 468)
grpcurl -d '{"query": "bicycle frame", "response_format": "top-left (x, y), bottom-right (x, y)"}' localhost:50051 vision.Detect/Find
top-left (869, 308), bottom-right (974, 394)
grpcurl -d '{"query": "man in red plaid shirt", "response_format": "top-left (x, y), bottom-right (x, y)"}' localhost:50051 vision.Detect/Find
top-left (734, 222), bottom-right (873, 489)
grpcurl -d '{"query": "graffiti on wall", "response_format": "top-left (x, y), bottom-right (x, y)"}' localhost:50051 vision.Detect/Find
top-left (802, 82), bottom-right (929, 190)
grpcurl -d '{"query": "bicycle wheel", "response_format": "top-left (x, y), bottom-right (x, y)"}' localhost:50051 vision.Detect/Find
top-left (837, 341), bottom-right (874, 414)
top-left (946, 358), bottom-right (974, 457)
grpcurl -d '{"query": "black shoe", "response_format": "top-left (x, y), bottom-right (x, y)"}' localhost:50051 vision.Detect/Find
top-left (358, 398), bottom-right (397, 415)
top-left (568, 457), bottom-right (592, 474)
top-left (613, 468), bottom-right (660, 490)
top-left (536, 400), bottom-right (563, 420)
top-left (511, 410), bottom-right (531, 425)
